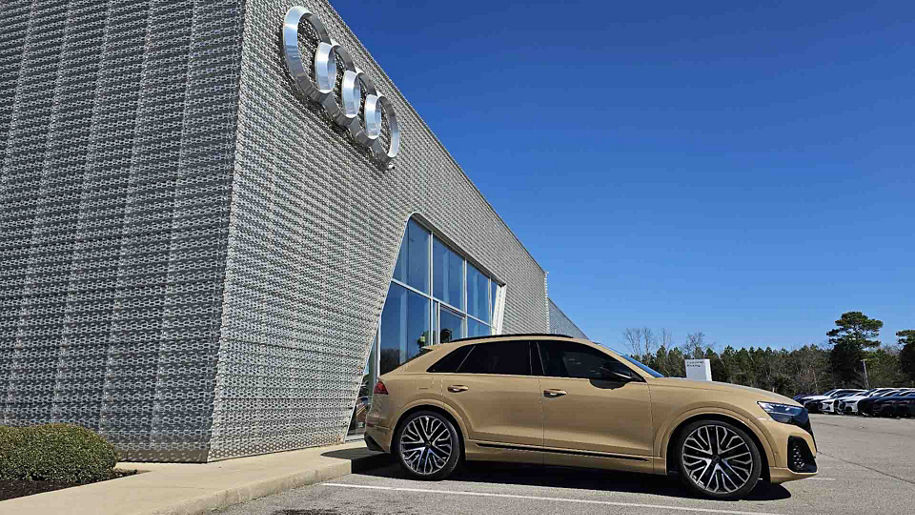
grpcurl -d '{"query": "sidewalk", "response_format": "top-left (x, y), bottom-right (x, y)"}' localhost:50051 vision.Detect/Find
top-left (0, 440), bottom-right (389, 515)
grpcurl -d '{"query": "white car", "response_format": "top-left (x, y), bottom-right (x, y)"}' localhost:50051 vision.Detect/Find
top-left (802, 389), bottom-right (863, 412)
top-left (819, 390), bottom-right (865, 413)
top-left (833, 389), bottom-right (892, 414)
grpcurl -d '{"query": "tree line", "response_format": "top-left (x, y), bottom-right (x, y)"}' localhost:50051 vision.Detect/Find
top-left (625, 311), bottom-right (915, 397)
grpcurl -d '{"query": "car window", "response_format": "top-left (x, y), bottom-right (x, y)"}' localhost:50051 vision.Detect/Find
top-left (620, 354), bottom-right (664, 378)
top-left (427, 345), bottom-right (473, 373)
top-left (456, 341), bottom-right (532, 375)
top-left (537, 340), bottom-right (634, 381)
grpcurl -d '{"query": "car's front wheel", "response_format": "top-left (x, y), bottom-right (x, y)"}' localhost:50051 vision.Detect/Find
top-left (394, 410), bottom-right (461, 480)
top-left (676, 419), bottom-right (762, 500)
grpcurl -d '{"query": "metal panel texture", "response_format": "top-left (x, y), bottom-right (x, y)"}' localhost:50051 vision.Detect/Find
top-left (0, 0), bottom-right (550, 462)
top-left (0, 0), bottom-right (245, 462)
top-left (548, 299), bottom-right (588, 340)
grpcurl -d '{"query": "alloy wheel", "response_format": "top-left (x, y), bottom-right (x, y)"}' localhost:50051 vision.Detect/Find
top-left (398, 415), bottom-right (454, 475)
top-left (681, 424), bottom-right (754, 495)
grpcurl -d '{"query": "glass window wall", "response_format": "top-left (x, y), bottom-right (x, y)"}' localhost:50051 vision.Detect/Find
top-left (467, 263), bottom-right (490, 323)
top-left (433, 237), bottom-right (463, 310)
top-left (349, 218), bottom-right (503, 435)
top-left (379, 283), bottom-right (430, 374)
top-left (468, 318), bottom-right (490, 338)
top-left (437, 304), bottom-right (465, 343)
top-left (393, 219), bottom-right (430, 293)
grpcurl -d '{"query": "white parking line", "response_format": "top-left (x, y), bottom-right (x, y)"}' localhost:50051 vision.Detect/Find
top-left (321, 482), bottom-right (784, 515)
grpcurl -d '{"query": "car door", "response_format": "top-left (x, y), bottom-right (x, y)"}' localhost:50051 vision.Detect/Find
top-left (437, 340), bottom-right (543, 447)
top-left (536, 340), bottom-right (653, 457)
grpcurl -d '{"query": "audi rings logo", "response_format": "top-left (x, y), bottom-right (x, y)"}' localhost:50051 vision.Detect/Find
top-left (282, 6), bottom-right (401, 167)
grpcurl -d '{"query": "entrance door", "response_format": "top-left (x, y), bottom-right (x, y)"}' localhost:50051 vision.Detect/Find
top-left (536, 340), bottom-right (653, 457)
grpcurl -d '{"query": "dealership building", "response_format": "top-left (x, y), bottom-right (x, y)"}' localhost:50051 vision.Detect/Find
top-left (0, 0), bottom-right (586, 462)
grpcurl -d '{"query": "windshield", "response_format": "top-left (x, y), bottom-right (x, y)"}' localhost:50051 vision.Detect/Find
top-left (621, 354), bottom-right (664, 378)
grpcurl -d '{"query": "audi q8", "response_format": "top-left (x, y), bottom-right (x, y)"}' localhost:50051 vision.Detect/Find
top-left (364, 334), bottom-right (817, 499)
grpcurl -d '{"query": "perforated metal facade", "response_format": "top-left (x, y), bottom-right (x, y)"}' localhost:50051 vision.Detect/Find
top-left (0, 0), bottom-right (556, 462)
top-left (548, 299), bottom-right (588, 340)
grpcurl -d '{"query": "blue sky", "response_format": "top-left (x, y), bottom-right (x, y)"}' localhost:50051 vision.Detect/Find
top-left (334, 1), bottom-right (914, 351)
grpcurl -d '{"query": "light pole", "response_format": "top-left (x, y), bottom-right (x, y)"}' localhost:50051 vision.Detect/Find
top-left (861, 359), bottom-right (870, 389)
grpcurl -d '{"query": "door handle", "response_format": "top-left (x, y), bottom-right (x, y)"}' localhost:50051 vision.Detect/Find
top-left (543, 389), bottom-right (567, 398)
top-left (447, 385), bottom-right (469, 393)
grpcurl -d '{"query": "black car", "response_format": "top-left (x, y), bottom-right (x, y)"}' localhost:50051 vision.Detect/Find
top-left (794, 389), bottom-right (838, 405)
top-left (855, 389), bottom-right (903, 416)
top-left (794, 393), bottom-right (818, 403)
top-left (870, 391), bottom-right (915, 418)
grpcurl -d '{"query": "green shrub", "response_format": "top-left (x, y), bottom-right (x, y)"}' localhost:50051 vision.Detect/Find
top-left (0, 424), bottom-right (119, 483)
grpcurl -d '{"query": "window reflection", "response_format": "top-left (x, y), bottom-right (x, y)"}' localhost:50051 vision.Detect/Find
top-left (467, 264), bottom-right (489, 323)
top-left (438, 304), bottom-right (465, 343)
top-left (433, 237), bottom-right (464, 310)
top-left (380, 283), bottom-right (430, 375)
top-left (348, 336), bottom-right (376, 435)
top-left (468, 318), bottom-right (490, 338)
top-left (491, 281), bottom-right (498, 321)
top-left (393, 219), bottom-right (430, 293)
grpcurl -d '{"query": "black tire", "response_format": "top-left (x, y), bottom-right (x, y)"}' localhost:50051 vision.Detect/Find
top-left (393, 410), bottom-right (461, 480)
top-left (675, 419), bottom-right (762, 500)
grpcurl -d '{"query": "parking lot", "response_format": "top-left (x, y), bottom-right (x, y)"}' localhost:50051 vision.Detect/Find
top-left (221, 414), bottom-right (914, 515)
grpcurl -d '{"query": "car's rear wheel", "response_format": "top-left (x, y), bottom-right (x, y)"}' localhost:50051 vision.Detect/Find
top-left (394, 410), bottom-right (461, 480)
top-left (676, 419), bottom-right (762, 500)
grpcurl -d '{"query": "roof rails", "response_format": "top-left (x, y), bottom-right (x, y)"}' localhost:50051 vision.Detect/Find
top-left (446, 333), bottom-right (575, 344)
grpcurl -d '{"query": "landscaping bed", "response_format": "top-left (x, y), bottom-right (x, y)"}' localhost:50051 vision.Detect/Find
top-left (0, 469), bottom-right (136, 501)
top-left (0, 423), bottom-right (132, 501)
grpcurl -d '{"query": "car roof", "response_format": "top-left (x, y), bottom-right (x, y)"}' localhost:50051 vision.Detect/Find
top-left (399, 333), bottom-right (640, 376)
top-left (445, 333), bottom-right (575, 344)
top-left (447, 333), bottom-right (627, 359)
top-left (431, 333), bottom-right (604, 351)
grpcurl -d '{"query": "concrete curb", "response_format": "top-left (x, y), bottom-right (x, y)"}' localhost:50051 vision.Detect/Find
top-left (0, 441), bottom-right (392, 515)
top-left (152, 453), bottom-right (392, 515)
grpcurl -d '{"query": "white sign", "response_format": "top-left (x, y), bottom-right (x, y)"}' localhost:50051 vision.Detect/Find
top-left (685, 359), bottom-right (712, 381)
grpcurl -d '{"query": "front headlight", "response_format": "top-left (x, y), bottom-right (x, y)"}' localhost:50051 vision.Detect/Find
top-left (758, 401), bottom-right (806, 424)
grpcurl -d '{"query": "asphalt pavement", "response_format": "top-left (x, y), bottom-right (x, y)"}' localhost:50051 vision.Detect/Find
top-left (220, 414), bottom-right (915, 515)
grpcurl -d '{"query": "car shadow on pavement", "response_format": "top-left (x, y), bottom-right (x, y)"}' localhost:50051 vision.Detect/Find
top-left (358, 461), bottom-right (791, 502)
top-left (321, 448), bottom-right (393, 473)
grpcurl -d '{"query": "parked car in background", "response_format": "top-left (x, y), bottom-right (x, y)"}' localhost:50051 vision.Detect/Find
top-left (803, 389), bottom-right (863, 413)
top-left (905, 396), bottom-right (915, 418)
top-left (819, 390), bottom-right (865, 414)
top-left (836, 389), bottom-right (898, 415)
top-left (858, 389), bottom-right (914, 416)
top-left (794, 390), bottom-right (837, 405)
top-left (870, 390), bottom-right (915, 418)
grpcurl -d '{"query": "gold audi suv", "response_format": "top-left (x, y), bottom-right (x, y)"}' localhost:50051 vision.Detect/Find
top-left (364, 334), bottom-right (817, 499)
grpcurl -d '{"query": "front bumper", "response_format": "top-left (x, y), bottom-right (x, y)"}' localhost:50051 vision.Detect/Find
top-left (758, 417), bottom-right (818, 483)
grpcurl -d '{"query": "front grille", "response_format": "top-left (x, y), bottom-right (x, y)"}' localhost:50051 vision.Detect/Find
top-left (788, 437), bottom-right (817, 473)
